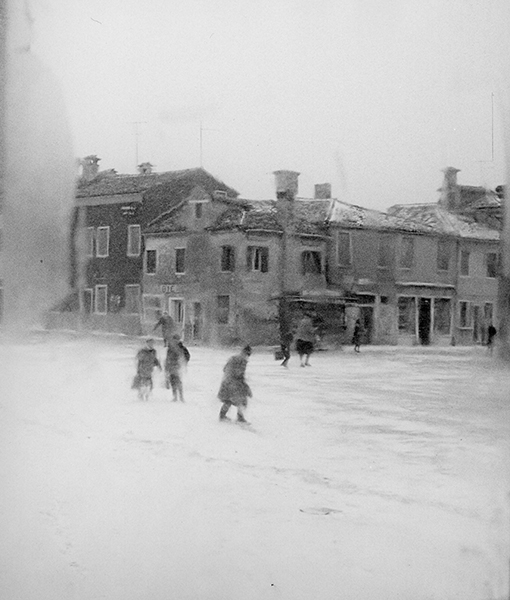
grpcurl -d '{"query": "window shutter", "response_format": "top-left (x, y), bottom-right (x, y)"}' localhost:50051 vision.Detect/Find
top-left (261, 247), bottom-right (269, 272)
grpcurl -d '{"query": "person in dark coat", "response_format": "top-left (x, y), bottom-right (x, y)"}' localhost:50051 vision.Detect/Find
top-left (132, 338), bottom-right (161, 400)
top-left (487, 323), bottom-right (497, 354)
top-left (165, 334), bottom-right (190, 402)
top-left (153, 311), bottom-right (176, 347)
top-left (280, 330), bottom-right (294, 368)
top-left (352, 319), bottom-right (363, 353)
top-left (218, 345), bottom-right (252, 423)
top-left (295, 314), bottom-right (316, 367)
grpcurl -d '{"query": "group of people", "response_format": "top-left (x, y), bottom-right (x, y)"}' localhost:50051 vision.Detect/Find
top-left (132, 312), bottom-right (253, 424)
top-left (279, 314), bottom-right (365, 368)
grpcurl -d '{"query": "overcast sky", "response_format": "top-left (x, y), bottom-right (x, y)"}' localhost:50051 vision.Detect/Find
top-left (29, 0), bottom-right (510, 210)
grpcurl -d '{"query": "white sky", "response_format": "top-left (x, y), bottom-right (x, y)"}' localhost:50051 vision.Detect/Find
top-left (28, 0), bottom-right (510, 209)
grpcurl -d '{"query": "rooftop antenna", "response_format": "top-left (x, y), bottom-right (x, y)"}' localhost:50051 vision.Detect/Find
top-left (199, 121), bottom-right (219, 168)
top-left (129, 121), bottom-right (147, 169)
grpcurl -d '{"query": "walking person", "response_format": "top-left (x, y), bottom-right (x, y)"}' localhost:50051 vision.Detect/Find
top-left (487, 323), bottom-right (497, 355)
top-left (165, 334), bottom-right (190, 402)
top-left (352, 319), bottom-right (363, 353)
top-left (132, 338), bottom-right (162, 401)
top-left (153, 311), bottom-right (176, 347)
top-left (280, 329), bottom-right (294, 368)
top-left (218, 345), bottom-right (253, 424)
top-left (295, 313), bottom-right (316, 367)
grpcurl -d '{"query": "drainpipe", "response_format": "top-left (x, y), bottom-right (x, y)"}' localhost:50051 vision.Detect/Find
top-left (452, 236), bottom-right (460, 346)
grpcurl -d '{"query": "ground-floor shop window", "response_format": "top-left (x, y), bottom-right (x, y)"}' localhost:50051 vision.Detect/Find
top-left (398, 296), bottom-right (416, 333)
top-left (433, 298), bottom-right (451, 334)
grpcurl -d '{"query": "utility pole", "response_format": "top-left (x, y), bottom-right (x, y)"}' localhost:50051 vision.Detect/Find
top-left (129, 121), bottom-right (147, 169)
top-left (199, 121), bottom-right (219, 167)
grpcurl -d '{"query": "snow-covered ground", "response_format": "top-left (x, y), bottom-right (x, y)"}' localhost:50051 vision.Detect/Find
top-left (0, 333), bottom-right (509, 600)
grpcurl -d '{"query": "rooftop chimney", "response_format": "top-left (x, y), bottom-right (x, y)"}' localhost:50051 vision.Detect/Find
top-left (273, 170), bottom-right (299, 200)
top-left (137, 162), bottom-right (154, 175)
top-left (314, 183), bottom-right (331, 199)
top-left (80, 155), bottom-right (100, 182)
top-left (439, 166), bottom-right (461, 211)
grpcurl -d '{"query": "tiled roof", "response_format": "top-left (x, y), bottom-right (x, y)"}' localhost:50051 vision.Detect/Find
top-left (208, 198), bottom-right (330, 236)
top-left (458, 185), bottom-right (501, 210)
top-left (387, 203), bottom-right (500, 240)
top-left (76, 167), bottom-right (239, 199)
top-left (329, 199), bottom-right (434, 234)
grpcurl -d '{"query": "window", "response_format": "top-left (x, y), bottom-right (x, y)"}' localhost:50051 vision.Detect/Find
top-left (378, 235), bottom-right (393, 268)
top-left (434, 298), bottom-right (451, 334)
top-left (460, 250), bottom-right (470, 276)
top-left (217, 295), bottom-right (230, 324)
top-left (94, 285), bottom-right (107, 314)
top-left (169, 299), bottom-right (185, 325)
top-left (127, 225), bottom-right (141, 256)
top-left (437, 239), bottom-right (450, 272)
top-left (399, 237), bottom-right (414, 269)
top-left (195, 203), bottom-right (203, 219)
top-left (221, 246), bottom-right (236, 272)
top-left (398, 297), bottom-right (416, 333)
top-left (96, 226), bottom-right (110, 257)
top-left (301, 251), bottom-right (322, 275)
top-left (486, 253), bottom-right (499, 278)
top-left (85, 227), bottom-right (94, 257)
top-left (175, 248), bottom-right (186, 274)
top-left (459, 301), bottom-right (471, 328)
top-left (484, 302), bottom-right (493, 323)
top-left (142, 294), bottom-right (162, 322)
top-left (146, 249), bottom-right (157, 274)
top-left (336, 231), bottom-right (352, 266)
top-left (247, 246), bottom-right (269, 272)
top-left (125, 284), bottom-right (141, 314)
top-left (81, 288), bottom-right (93, 313)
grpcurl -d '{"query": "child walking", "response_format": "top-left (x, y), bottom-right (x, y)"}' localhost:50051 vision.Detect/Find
top-left (165, 334), bottom-right (190, 402)
top-left (218, 345), bottom-right (252, 424)
top-left (132, 338), bottom-right (161, 400)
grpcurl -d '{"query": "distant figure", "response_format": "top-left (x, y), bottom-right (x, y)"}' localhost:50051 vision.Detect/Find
top-left (132, 338), bottom-right (161, 401)
top-left (487, 323), bottom-right (497, 354)
top-left (295, 313), bottom-right (316, 367)
top-left (218, 345), bottom-right (253, 424)
top-left (352, 319), bottom-right (363, 353)
top-left (153, 311), bottom-right (176, 346)
top-left (280, 330), bottom-right (294, 368)
top-left (165, 334), bottom-right (190, 402)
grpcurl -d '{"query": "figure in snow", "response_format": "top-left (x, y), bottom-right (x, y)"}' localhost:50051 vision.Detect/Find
top-left (352, 319), bottom-right (363, 353)
top-left (218, 345), bottom-right (252, 423)
top-left (487, 323), bottom-right (497, 355)
top-left (165, 334), bottom-right (190, 402)
top-left (295, 313), bottom-right (316, 367)
top-left (153, 311), bottom-right (176, 347)
top-left (132, 338), bottom-right (161, 401)
top-left (279, 329), bottom-right (294, 368)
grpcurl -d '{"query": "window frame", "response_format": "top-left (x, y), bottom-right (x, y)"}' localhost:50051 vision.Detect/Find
top-left (336, 231), bottom-right (352, 266)
top-left (175, 247), bottom-right (186, 274)
top-left (124, 284), bottom-right (141, 314)
top-left (94, 284), bottom-right (108, 314)
top-left (145, 249), bottom-right (157, 274)
top-left (460, 249), bottom-right (470, 277)
top-left (220, 245), bottom-right (236, 272)
top-left (301, 250), bottom-right (323, 275)
top-left (247, 246), bottom-right (269, 273)
top-left (96, 226), bottom-right (110, 258)
top-left (399, 236), bottom-right (414, 270)
top-left (127, 224), bottom-right (141, 257)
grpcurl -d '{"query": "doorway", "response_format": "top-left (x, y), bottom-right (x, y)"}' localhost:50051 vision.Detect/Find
top-left (191, 302), bottom-right (203, 341)
top-left (358, 306), bottom-right (373, 344)
top-left (473, 305), bottom-right (481, 343)
top-left (418, 297), bottom-right (431, 345)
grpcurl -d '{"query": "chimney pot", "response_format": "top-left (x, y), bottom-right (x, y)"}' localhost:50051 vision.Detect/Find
top-left (273, 170), bottom-right (299, 199)
top-left (80, 155), bottom-right (100, 182)
top-left (314, 183), bottom-right (331, 199)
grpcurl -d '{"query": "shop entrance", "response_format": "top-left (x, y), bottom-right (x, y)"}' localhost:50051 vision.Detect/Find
top-left (418, 297), bottom-right (431, 345)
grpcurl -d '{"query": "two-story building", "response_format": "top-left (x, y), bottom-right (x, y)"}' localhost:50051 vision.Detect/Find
top-left (49, 156), bottom-right (238, 335)
top-left (142, 170), bottom-right (332, 345)
top-left (388, 167), bottom-right (501, 345)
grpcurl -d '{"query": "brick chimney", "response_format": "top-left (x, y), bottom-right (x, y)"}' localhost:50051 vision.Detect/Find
top-left (439, 166), bottom-right (461, 211)
top-left (314, 183), bottom-right (331, 199)
top-left (80, 155), bottom-right (100, 182)
top-left (274, 170), bottom-right (299, 200)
